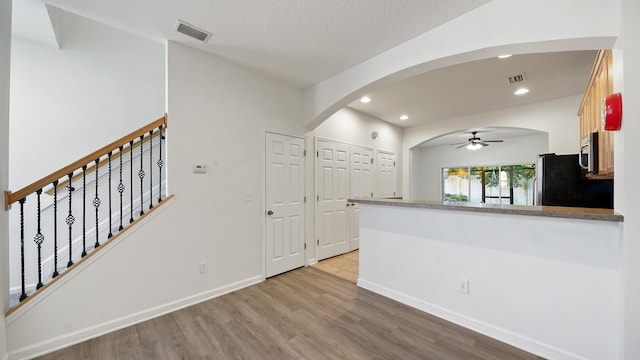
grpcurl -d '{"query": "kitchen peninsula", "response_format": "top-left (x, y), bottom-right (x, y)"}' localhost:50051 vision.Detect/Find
top-left (351, 198), bottom-right (623, 360)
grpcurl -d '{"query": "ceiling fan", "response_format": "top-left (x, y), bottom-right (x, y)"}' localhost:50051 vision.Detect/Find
top-left (452, 131), bottom-right (504, 150)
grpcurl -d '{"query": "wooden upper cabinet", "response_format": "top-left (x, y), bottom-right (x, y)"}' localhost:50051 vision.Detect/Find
top-left (577, 50), bottom-right (614, 177)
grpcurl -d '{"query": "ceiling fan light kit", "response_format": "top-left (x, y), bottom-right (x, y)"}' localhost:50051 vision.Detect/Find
top-left (453, 131), bottom-right (504, 150)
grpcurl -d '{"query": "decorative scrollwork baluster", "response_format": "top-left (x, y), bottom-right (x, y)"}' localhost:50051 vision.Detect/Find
top-left (82, 165), bottom-right (87, 257)
top-left (34, 189), bottom-right (44, 289)
top-left (118, 145), bottom-right (125, 231)
top-left (53, 180), bottom-right (59, 277)
top-left (19, 198), bottom-right (27, 301)
top-left (139, 135), bottom-right (145, 216)
top-left (149, 130), bottom-right (154, 210)
top-left (158, 125), bottom-right (164, 203)
top-left (66, 173), bottom-right (75, 268)
top-left (108, 151), bottom-right (113, 239)
top-left (93, 159), bottom-right (101, 249)
top-left (129, 140), bottom-right (134, 224)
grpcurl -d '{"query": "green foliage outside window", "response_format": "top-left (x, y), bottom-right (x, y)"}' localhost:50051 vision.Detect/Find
top-left (442, 163), bottom-right (536, 205)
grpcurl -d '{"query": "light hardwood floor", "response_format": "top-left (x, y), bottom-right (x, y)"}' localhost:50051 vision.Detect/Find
top-left (38, 264), bottom-right (544, 359)
top-left (312, 250), bottom-right (359, 283)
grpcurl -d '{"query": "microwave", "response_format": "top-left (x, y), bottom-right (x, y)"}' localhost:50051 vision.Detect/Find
top-left (579, 132), bottom-right (599, 173)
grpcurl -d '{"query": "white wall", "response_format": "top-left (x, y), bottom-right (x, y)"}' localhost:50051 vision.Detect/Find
top-left (1, 0), bottom-right (12, 358)
top-left (359, 204), bottom-right (622, 360)
top-left (404, 95), bottom-right (580, 199)
top-left (412, 133), bottom-right (547, 200)
top-left (313, 107), bottom-right (402, 154)
top-left (312, 107), bottom-right (403, 195)
top-left (619, 0), bottom-right (640, 357)
top-left (9, 8), bottom-right (165, 189)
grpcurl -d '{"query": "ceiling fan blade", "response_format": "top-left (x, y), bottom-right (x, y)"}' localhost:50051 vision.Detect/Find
top-left (483, 140), bottom-right (504, 143)
top-left (456, 144), bottom-right (468, 149)
top-left (478, 142), bottom-right (490, 146)
top-left (450, 142), bottom-right (469, 146)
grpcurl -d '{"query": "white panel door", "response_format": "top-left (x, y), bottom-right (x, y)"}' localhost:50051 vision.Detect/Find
top-left (350, 146), bottom-right (373, 199)
top-left (265, 133), bottom-right (305, 278)
top-left (316, 140), bottom-right (350, 261)
top-left (349, 146), bottom-right (373, 250)
top-left (377, 151), bottom-right (396, 197)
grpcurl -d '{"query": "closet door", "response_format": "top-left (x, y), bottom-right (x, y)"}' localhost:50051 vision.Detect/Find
top-left (316, 140), bottom-right (350, 260)
top-left (377, 151), bottom-right (396, 197)
top-left (349, 145), bottom-right (373, 250)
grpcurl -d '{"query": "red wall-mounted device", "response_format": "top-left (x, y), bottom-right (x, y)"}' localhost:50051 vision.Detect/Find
top-left (602, 92), bottom-right (623, 131)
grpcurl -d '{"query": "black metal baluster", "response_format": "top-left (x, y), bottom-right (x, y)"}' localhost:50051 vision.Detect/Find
top-left (158, 125), bottom-right (164, 203)
top-left (52, 181), bottom-right (59, 277)
top-left (34, 189), bottom-right (44, 289)
top-left (149, 130), bottom-right (153, 210)
top-left (82, 165), bottom-right (87, 257)
top-left (19, 198), bottom-right (27, 301)
top-left (129, 140), bottom-right (134, 223)
top-left (108, 151), bottom-right (113, 238)
top-left (118, 146), bottom-right (124, 231)
top-left (93, 159), bottom-right (101, 248)
top-left (66, 173), bottom-right (75, 267)
top-left (139, 135), bottom-right (145, 216)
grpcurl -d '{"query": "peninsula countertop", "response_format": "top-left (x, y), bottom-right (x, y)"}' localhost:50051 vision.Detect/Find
top-left (348, 198), bottom-right (624, 222)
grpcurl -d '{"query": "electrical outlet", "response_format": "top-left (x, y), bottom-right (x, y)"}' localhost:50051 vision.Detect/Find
top-left (199, 261), bottom-right (207, 274)
top-left (458, 278), bottom-right (470, 295)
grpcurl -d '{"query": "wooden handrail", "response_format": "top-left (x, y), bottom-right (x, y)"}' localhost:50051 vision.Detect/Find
top-left (44, 129), bottom-right (164, 195)
top-left (4, 114), bottom-right (167, 210)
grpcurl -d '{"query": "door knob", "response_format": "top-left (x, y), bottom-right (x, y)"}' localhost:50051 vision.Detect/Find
top-left (266, 210), bottom-right (274, 216)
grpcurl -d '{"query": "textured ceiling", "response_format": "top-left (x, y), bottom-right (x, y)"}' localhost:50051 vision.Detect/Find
top-left (12, 1), bottom-right (595, 131)
top-left (40, 0), bottom-right (491, 88)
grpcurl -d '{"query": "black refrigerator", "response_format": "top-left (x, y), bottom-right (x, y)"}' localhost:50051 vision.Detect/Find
top-left (535, 154), bottom-right (613, 209)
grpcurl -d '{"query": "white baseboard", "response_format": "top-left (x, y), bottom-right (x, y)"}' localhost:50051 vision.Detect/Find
top-left (8, 275), bottom-right (263, 360)
top-left (357, 278), bottom-right (589, 360)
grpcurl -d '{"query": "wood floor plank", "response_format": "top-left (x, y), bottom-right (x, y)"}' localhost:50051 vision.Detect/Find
top-left (37, 265), bottom-right (545, 360)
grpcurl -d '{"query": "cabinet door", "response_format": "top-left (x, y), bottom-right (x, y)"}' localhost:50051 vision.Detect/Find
top-left (578, 50), bottom-right (614, 176)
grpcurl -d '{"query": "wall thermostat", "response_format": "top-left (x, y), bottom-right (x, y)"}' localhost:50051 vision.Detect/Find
top-left (193, 164), bottom-right (208, 173)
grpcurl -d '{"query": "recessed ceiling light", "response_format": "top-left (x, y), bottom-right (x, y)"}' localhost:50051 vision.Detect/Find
top-left (498, 54), bottom-right (512, 59)
top-left (360, 96), bottom-right (371, 103)
top-left (400, 115), bottom-right (409, 120)
top-left (514, 88), bottom-right (530, 95)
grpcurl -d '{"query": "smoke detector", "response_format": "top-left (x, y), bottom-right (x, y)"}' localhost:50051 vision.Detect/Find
top-left (175, 20), bottom-right (211, 43)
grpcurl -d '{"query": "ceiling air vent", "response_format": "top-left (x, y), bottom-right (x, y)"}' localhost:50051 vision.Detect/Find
top-left (507, 73), bottom-right (527, 84)
top-left (175, 20), bottom-right (211, 43)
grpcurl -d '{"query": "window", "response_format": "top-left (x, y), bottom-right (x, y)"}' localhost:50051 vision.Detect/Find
top-left (443, 164), bottom-right (536, 205)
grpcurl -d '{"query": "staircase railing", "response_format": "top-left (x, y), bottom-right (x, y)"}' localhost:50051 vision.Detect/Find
top-left (4, 115), bottom-right (168, 311)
